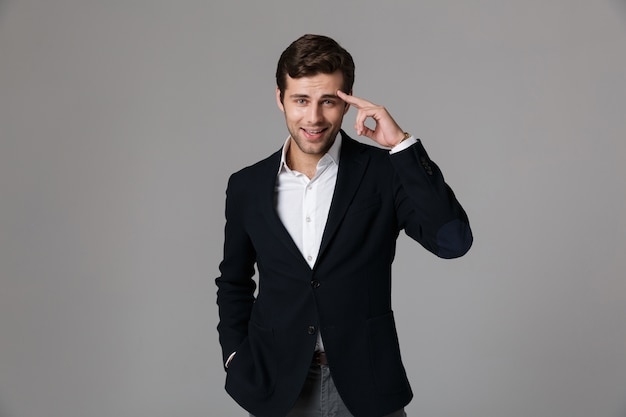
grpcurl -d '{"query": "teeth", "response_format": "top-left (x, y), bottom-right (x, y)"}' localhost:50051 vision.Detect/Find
top-left (306, 130), bottom-right (322, 134)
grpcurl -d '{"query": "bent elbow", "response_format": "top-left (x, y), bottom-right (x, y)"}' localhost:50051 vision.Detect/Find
top-left (436, 219), bottom-right (473, 259)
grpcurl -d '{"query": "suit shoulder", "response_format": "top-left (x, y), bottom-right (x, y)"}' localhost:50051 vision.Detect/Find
top-left (343, 135), bottom-right (393, 167)
top-left (228, 149), bottom-right (281, 185)
top-left (362, 141), bottom-right (392, 158)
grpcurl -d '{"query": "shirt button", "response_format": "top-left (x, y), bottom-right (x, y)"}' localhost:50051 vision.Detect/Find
top-left (305, 216), bottom-right (311, 222)
top-left (311, 280), bottom-right (320, 288)
top-left (307, 326), bottom-right (316, 335)
top-left (307, 255), bottom-right (313, 261)
top-left (307, 185), bottom-right (313, 190)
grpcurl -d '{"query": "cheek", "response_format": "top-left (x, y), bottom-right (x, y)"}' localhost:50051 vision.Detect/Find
top-left (285, 107), bottom-right (305, 121)
top-left (327, 108), bottom-right (345, 122)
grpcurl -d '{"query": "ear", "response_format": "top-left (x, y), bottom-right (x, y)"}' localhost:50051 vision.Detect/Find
top-left (276, 87), bottom-right (285, 112)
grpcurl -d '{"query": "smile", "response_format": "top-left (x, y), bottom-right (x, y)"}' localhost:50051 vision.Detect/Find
top-left (302, 128), bottom-right (327, 135)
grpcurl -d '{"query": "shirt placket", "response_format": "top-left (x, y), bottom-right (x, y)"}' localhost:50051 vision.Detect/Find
top-left (302, 179), bottom-right (317, 268)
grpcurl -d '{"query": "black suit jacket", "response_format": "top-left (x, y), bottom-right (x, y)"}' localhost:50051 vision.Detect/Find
top-left (216, 131), bottom-right (472, 417)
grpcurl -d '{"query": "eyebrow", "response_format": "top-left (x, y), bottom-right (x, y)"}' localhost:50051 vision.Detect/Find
top-left (289, 94), bottom-right (340, 100)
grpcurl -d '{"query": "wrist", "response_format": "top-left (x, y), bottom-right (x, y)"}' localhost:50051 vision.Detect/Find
top-left (392, 132), bottom-right (411, 148)
top-left (389, 134), bottom-right (416, 154)
top-left (395, 131), bottom-right (411, 147)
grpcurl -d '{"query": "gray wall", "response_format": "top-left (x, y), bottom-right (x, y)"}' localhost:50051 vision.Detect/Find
top-left (1, 1), bottom-right (625, 416)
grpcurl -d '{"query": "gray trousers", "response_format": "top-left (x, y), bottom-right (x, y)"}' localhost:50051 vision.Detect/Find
top-left (250, 363), bottom-right (406, 417)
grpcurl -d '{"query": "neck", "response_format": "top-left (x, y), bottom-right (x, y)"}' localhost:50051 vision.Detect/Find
top-left (286, 142), bottom-right (320, 180)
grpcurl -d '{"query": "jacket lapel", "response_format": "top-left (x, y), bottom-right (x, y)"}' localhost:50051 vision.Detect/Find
top-left (317, 132), bottom-right (370, 264)
top-left (258, 150), bottom-right (309, 265)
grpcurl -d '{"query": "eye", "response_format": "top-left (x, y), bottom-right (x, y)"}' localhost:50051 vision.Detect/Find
top-left (296, 99), bottom-right (307, 105)
top-left (322, 100), bottom-right (335, 106)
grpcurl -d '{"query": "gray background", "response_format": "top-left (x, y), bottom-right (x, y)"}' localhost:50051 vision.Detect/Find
top-left (1, 0), bottom-right (625, 416)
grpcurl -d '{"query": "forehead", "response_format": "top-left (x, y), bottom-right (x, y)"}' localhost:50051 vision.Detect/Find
top-left (284, 71), bottom-right (344, 93)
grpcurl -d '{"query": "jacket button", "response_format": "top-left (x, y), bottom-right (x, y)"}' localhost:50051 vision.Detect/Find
top-left (307, 326), bottom-right (316, 335)
top-left (311, 280), bottom-right (320, 288)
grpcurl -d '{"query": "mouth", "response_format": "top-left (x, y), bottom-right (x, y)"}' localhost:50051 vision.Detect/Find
top-left (301, 127), bottom-right (328, 139)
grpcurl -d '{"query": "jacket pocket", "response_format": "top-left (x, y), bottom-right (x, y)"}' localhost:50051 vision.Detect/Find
top-left (226, 321), bottom-right (277, 399)
top-left (366, 311), bottom-right (410, 394)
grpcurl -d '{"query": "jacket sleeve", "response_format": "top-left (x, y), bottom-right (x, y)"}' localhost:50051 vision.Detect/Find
top-left (215, 173), bottom-right (257, 366)
top-left (390, 139), bottom-right (473, 258)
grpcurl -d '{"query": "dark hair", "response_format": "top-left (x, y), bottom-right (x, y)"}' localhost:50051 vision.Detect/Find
top-left (276, 34), bottom-right (355, 102)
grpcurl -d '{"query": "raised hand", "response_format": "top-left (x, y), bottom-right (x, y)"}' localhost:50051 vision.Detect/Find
top-left (337, 90), bottom-right (406, 148)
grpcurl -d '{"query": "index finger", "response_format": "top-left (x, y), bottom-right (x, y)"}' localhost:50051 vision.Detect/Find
top-left (336, 90), bottom-right (372, 109)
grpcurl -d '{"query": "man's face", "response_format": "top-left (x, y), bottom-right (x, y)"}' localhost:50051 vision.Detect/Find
top-left (276, 71), bottom-right (350, 160)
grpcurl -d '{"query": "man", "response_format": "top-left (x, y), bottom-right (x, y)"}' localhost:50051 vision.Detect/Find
top-left (216, 34), bottom-right (472, 417)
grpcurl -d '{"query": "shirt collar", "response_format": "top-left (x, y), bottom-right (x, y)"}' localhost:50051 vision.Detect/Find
top-left (278, 131), bottom-right (342, 176)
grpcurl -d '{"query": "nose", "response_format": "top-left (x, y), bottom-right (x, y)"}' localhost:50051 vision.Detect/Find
top-left (306, 104), bottom-right (323, 124)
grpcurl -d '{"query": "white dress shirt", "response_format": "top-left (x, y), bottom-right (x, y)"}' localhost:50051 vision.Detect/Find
top-left (275, 135), bottom-right (342, 269)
